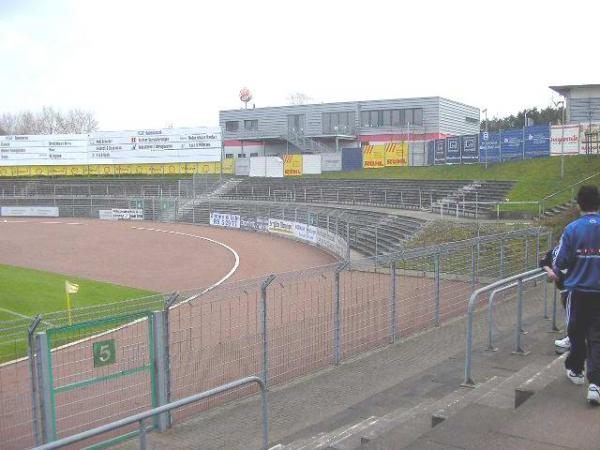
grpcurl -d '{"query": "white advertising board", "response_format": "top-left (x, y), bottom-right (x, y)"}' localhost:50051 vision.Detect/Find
top-left (249, 157), bottom-right (284, 178)
top-left (302, 154), bottom-right (322, 175)
top-left (267, 218), bottom-right (295, 236)
top-left (0, 127), bottom-right (222, 166)
top-left (550, 125), bottom-right (580, 155)
top-left (0, 206), bottom-right (59, 217)
top-left (99, 208), bottom-right (144, 220)
top-left (209, 212), bottom-right (241, 229)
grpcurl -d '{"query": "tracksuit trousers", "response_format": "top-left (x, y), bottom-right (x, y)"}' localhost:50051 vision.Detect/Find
top-left (565, 290), bottom-right (600, 385)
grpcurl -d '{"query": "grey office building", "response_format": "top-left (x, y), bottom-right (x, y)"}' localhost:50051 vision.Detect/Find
top-left (219, 96), bottom-right (480, 158)
top-left (550, 84), bottom-right (600, 124)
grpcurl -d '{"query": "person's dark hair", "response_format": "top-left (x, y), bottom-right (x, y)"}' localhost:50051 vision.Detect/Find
top-left (577, 185), bottom-right (600, 212)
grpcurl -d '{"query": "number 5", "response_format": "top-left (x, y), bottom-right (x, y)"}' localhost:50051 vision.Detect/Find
top-left (99, 344), bottom-right (111, 362)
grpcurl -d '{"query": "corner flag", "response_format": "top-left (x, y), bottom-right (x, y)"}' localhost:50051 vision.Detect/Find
top-left (65, 281), bottom-right (79, 325)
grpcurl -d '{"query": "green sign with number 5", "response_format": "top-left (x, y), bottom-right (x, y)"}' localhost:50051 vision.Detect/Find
top-left (93, 339), bottom-right (116, 367)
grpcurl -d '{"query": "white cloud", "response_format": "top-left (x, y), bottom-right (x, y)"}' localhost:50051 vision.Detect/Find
top-left (0, 0), bottom-right (598, 130)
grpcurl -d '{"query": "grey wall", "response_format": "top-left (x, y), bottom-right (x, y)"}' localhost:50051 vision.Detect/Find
top-left (438, 98), bottom-right (480, 136)
top-left (220, 96), bottom-right (480, 140)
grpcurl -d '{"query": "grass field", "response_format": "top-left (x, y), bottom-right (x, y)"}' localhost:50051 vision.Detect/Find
top-left (0, 264), bottom-right (154, 322)
top-left (315, 155), bottom-right (600, 207)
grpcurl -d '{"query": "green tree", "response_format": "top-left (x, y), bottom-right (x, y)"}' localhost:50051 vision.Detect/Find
top-left (481, 106), bottom-right (565, 132)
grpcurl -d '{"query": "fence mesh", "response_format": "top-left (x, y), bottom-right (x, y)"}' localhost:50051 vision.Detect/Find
top-left (0, 192), bottom-right (552, 449)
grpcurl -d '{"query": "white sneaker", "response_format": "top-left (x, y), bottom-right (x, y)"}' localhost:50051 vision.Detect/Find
top-left (554, 336), bottom-right (570, 350)
top-left (588, 384), bottom-right (600, 405)
top-left (567, 369), bottom-right (585, 385)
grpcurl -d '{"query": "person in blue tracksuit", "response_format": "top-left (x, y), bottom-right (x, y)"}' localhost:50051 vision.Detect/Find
top-left (554, 185), bottom-right (600, 405)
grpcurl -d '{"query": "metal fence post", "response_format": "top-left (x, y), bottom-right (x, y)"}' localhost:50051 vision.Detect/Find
top-left (261, 275), bottom-right (276, 387)
top-left (334, 261), bottom-right (349, 364)
top-left (152, 311), bottom-right (170, 432)
top-left (524, 238), bottom-right (529, 270)
top-left (499, 239), bottom-right (505, 278)
top-left (434, 253), bottom-right (441, 325)
top-left (513, 279), bottom-right (528, 355)
top-left (162, 293), bottom-right (178, 421)
top-left (35, 332), bottom-right (55, 443)
top-left (28, 316), bottom-right (43, 446)
top-left (471, 244), bottom-right (477, 286)
top-left (390, 261), bottom-right (397, 342)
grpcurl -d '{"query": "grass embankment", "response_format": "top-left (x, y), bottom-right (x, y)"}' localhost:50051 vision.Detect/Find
top-left (0, 264), bottom-right (156, 362)
top-left (316, 155), bottom-right (600, 207)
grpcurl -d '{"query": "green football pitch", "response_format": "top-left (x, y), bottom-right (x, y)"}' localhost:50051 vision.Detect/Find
top-left (0, 264), bottom-right (156, 362)
top-left (0, 264), bottom-right (155, 322)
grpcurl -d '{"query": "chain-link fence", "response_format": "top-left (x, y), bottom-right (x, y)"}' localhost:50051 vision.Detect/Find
top-left (0, 191), bottom-right (551, 449)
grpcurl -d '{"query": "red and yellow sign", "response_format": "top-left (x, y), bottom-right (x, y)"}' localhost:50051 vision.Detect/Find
top-left (284, 154), bottom-right (303, 176)
top-left (363, 145), bottom-right (385, 168)
top-left (384, 142), bottom-right (408, 167)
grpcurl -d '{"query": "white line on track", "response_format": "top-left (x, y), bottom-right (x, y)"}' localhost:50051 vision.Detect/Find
top-left (40, 221), bottom-right (63, 224)
top-left (1, 220), bottom-right (29, 223)
top-left (131, 226), bottom-right (240, 296)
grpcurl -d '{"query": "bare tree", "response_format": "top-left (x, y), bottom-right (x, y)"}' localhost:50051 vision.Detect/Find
top-left (0, 107), bottom-right (99, 135)
top-left (287, 92), bottom-right (312, 105)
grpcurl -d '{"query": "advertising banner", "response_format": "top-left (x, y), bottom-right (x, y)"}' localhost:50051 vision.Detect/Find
top-left (500, 128), bottom-right (523, 161)
top-left (384, 143), bottom-right (408, 167)
top-left (316, 228), bottom-right (348, 257)
top-left (321, 152), bottom-right (342, 172)
top-left (293, 222), bottom-right (318, 243)
top-left (0, 206), bottom-right (59, 217)
top-left (460, 135), bottom-right (479, 163)
top-left (434, 139), bottom-right (446, 165)
top-left (283, 154), bottom-right (303, 176)
top-left (551, 125), bottom-right (580, 155)
top-left (363, 145), bottom-right (385, 168)
top-left (267, 218), bottom-right (295, 236)
top-left (479, 131), bottom-right (501, 164)
top-left (99, 208), bottom-right (144, 220)
top-left (445, 136), bottom-right (461, 164)
top-left (209, 212), bottom-right (241, 229)
top-left (524, 125), bottom-right (550, 159)
top-left (241, 217), bottom-right (269, 232)
top-left (0, 127), bottom-right (222, 167)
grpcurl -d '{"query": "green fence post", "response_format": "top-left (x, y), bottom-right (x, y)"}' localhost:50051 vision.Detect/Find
top-left (35, 332), bottom-right (55, 444)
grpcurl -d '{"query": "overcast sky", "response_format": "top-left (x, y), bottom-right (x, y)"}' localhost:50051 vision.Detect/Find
top-left (1, 0), bottom-right (597, 131)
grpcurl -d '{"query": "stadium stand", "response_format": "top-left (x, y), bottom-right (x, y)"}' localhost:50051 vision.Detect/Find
top-left (214, 178), bottom-right (515, 218)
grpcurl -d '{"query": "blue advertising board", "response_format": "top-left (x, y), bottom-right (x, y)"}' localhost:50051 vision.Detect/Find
top-left (341, 148), bottom-right (363, 171)
top-left (523, 125), bottom-right (550, 159)
top-left (479, 131), bottom-right (501, 164)
top-left (460, 135), bottom-right (479, 163)
top-left (446, 136), bottom-right (461, 164)
top-left (500, 128), bottom-right (523, 161)
top-left (434, 139), bottom-right (446, 165)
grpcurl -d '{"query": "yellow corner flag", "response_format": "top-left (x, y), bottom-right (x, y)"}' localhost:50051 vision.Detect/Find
top-left (65, 281), bottom-right (79, 325)
top-left (65, 281), bottom-right (79, 294)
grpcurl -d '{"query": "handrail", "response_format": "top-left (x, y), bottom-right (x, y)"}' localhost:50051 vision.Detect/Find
top-left (33, 375), bottom-right (269, 450)
top-left (463, 268), bottom-right (542, 386)
top-left (542, 171), bottom-right (600, 202)
top-left (486, 271), bottom-right (548, 351)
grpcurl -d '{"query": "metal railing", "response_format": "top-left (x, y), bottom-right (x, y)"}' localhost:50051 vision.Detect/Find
top-left (32, 376), bottom-right (269, 450)
top-left (463, 268), bottom-right (543, 386)
top-left (540, 171), bottom-right (600, 215)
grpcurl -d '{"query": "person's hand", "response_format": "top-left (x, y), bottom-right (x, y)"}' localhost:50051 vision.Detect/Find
top-left (545, 268), bottom-right (558, 282)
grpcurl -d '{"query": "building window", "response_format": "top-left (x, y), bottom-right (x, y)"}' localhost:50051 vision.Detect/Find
top-left (288, 114), bottom-right (305, 134)
top-left (361, 108), bottom-right (423, 128)
top-left (244, 120), bottom-right (258, 131)
top-left (322, 111), bottom-right (355, 134)
top-left (237, 153), bottom-right (246, 158)
top-left (225, 121), bottom-right (239, 132)
top-left (225, 153), bottom-right (234, 159)
top-left (413, 108), bottom-right (423, 126)
top-left (250, 152), bottom-right (259, 157)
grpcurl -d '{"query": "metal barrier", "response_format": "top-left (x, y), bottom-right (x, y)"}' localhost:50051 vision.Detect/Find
top-left (486, 271), bottom-right (549, 351)
top-left (32, 375), bottom-right (269, 450)
top-left (463, 268), bottom-right (543, 386)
